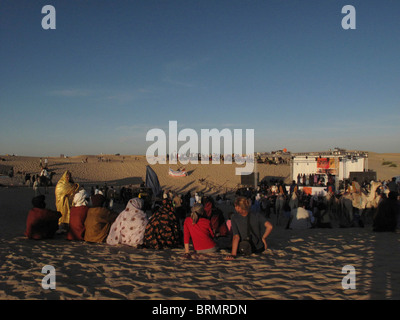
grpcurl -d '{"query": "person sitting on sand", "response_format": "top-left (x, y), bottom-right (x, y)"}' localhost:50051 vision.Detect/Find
top-left (287, 201), bottom-right (314, 230)
top-left (225, 196), bottom-right (273, 260)
top-left (143, 198), bottom-right (182, 249)
top-left (84, 194), bottom-right (118, 243)
top-left (106, 198), bottom-right (148, 247)
top-left (25, 195), bottom-right (61, 240)
top-left (55, 171), bottom-right (80, 233)
top-left (67, 189), bottom-right (89, 241)
top-left (183, 204), bottom-right (217, 258)
top-left (203, 196), bottom-right (229, 237)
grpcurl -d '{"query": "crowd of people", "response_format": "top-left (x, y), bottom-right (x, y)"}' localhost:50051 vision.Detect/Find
top-left (24, 170), bottom-right (275, 259)
top-left (296, 173), bottom-right (334, 187)
top-left (24, 170), bottom-right (400, 259)
top-left (238, 176), bottom-right (400, 231)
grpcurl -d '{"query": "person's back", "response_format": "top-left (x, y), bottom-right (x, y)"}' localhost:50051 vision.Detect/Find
top-left (25, 195), bottom-right (61, 240)
top-left (184, 217), bottom-right (216, 252)
top-left (388, 178), bottom-right (398, 193)
top-left (107, 198), bottom-right (148, 247)
top-left (231, 211), bottom-right (268, 253)
top-left (373, 193), bottom-right (398, 232)
top-left (68, 189), bottom-right (89, 240)
top-left (184, 204), bottom-right (217, 255)
top-left (68, 206), bottom-right (89, 240)
top-left (84, 207), bottom-right (114, 243)
top-left (289, 206), bottom-right (311, 229)
top-left (84, 194), bottom-right (116, 243)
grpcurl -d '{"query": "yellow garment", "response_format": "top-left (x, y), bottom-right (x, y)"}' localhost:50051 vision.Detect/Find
top-left (55, 171), bottom-right (79, 225)
top-left (84, 207), bottom-right (116, 243)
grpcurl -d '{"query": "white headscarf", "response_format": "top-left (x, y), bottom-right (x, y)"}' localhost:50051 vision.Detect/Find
top-left (127, 197), bottom-right (144, 211)
top-left (72, 189), bottom-right (88, 207)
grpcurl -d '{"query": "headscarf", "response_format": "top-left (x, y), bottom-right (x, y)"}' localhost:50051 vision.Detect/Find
top-left (72, 189), bottom-right (88, 207)
top-left (143, 198), bottom-right (181, 249)
top-left (32, 195), bottom-right (46, 209)
top-left (106, 197), bottom-right (147, 247)
top-left (128, 197), bottom-right (144, 211)
top-left (55, 171), bottom-right (79, 225)
top-left (91, 194), bottom-right (106, 208)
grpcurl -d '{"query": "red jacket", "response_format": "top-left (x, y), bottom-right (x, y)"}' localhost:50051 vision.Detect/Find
top-left (25, 208), bottom-right (61, 240)
top-left (67, 206), bottom-right (89, 240)
top-left (184, 217), bottom-right (216, 251)
top-left (203, 202), bottom-right (229, 237)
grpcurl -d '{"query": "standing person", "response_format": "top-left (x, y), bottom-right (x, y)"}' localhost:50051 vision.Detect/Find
top-left (183, 204), bottom-right (217, 258)
top-left (225, 196), bottom-right (273, 260)
top-left (388, 177), bottom-right (399, 199)
top-left (55, 171), bottom-right (80, 233)
top-left (33, 177), bottom-right (40, 196)
top-left (195, 192), bottom-right (201, 204)
top-left (189, 193), bottom-right (195, 208)
top-left (275, 184), bottom-right (286, 226)
top-left (107, 198), bottom-right (148, 247)
top-left (373, 192), bottom-right (398, 232)
top-left (107, 186), bottom-right (116, 209)
top-left (173, 193), bottom-right (185, 233)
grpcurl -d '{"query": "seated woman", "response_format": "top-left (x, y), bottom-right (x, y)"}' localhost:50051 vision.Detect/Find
top-left (25, 195), bottom-right (61, 240)
top-left (67, 189), bottom-right (89, 241)
top-left (143, 198), bottom-right (182, 249)
top-left (183, 204), bottom-right (217, 257)
top-left (84, 194), bottom-right (118, 243)
top-left (107, 198), bottom-right (148, 247)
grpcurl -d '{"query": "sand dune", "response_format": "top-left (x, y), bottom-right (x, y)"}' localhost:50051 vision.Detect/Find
top-left (0, 152), bottom-right (399, 300)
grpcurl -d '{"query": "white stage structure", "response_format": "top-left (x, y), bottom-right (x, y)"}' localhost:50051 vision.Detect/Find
top-left (290, 149), bottom-right (368, 192)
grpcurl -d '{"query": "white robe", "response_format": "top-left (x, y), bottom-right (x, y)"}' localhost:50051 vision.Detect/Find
top-left (106, 198), bottom-right (148, 247)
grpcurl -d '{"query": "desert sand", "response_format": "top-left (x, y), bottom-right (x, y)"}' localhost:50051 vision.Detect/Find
top-left (0, 152), bottom-right (399, 300)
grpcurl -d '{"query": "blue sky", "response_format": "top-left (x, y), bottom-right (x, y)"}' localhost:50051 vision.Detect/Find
top-left (1, 0), bottom-right (399, 156)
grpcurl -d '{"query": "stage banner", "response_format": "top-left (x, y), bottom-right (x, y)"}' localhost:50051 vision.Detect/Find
top-left (329, 158), bottom-right (336, 169)
top-left (317, 158), bottom-right (337, 175)
top-left (317, 158), bottom-right (329, 169)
